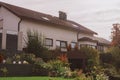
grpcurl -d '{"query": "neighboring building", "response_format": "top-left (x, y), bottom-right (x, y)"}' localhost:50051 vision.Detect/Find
top-left (79, 36), bottom-right (110, 53)
top-left (0, 2), bottom-right (110, 53)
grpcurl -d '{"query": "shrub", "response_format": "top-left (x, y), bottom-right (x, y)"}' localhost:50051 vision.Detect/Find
top-left (100, 53), bottom-right (113, 64)
top-left (63, 68), bottom-right (72, 78)
top-left (5, 57), bottom-right (12, 64)
top-left (0, 67), bottom-right (8, 77)
top-left (94, 72), bottom-right (109, 80)
top-left (58, 54), bottom-right (68, 63)
top-left (15, 53), bottom-right (36, 64)
top-left (80, 47), bottom-right (100, 72)
top-left (11, 53), bottom-right (36, 64)
top-left (103, 63), bottom-right (118, 76)
top-left (107, 47), bottom-right (120, 73)
top-left (34, 57), bottom-right (44, 65)
top-left (63, 68), bottom-right (80, 78)
top-left (25, 30), bottom-right (48, 57)
top-left (96, 73), bottom-right (109, 80)
top-left (41, 59), bottom-right (70, 77)
top-left (24, 54), bottom-right (36, 64)
top-left (13, 54), bottom-right (21, 62)
top-left (74, 73), bottom-right (92, 80)
top-left (74, 71), bottom-right (109, 80)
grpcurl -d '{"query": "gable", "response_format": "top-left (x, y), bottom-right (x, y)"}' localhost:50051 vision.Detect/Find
top-left (0, 6), bottom-right (20, 33)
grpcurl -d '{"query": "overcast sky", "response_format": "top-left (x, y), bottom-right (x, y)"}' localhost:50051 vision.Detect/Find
top-left (1, 0), bottom-right (120, 40)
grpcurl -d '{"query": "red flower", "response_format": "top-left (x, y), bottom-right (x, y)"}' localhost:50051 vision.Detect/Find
top-left (58, 54), bottom-right (68, 62)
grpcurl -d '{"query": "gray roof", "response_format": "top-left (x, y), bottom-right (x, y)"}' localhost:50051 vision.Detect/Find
top-left (93, 37), bottom-right (110, 45)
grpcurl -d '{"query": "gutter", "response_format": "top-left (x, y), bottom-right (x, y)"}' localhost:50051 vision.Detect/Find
top-left (77, 31), bottom-right (80, 45)
top-left (18, 18), bottom-right (22, 32)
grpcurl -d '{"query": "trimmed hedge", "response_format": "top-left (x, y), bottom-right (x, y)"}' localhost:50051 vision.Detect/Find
top-left (0, 64), bottom-right (48, 77)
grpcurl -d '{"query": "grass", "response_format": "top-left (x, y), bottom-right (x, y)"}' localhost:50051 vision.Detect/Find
top-left (0, 77), bottom-right (73, 80)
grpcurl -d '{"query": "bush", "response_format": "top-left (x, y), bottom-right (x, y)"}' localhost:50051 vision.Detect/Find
top-left (95, 73), bottom-right (109, 80)
top-left (5, 57), bottom-right (12, 64)
top-left (79, 47), bottom-right (100, 71)
top-left (107, 47), bottom-right (120, 73)
top-left (103, 63), bottom-right (118, 76)
top-left (13, 54), bottom-right (21, 62)
top-left (34, 57), bottom-right (44, 65)
top-left (100, 53), bottom-right (113, 64)
top-left (3, 53), bottom-right (36, 64)
top-left (0, 67), bottom-right (8, 77)
top-left (23, 54), bottom-right (36, 64)
top-left (13, 53), bottom-right (36, 64)
top-left (25, 30), bottom-right (48, 57)
top-left (74, 73), bottom-right (92, 80)
top-left (41, 59), bottom-right (70, 77)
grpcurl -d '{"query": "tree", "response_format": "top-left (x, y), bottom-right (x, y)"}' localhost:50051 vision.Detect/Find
top-left (110, 24), bottom-right (120, 73)
top-left (25, 30), bottom-right (48, 57)
top-left (108, 47), bottom-right (120, 72)
top-left (111, 23), bottom-right (120, 47)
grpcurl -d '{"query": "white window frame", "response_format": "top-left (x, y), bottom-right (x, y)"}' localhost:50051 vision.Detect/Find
top-left (45, 38), bottom-right (53, 46)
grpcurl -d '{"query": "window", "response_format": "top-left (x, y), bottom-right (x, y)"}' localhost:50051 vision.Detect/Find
top-left (80, 44), bottom-right (87, 48)
top-left (71, 42), bottom-right (76, 48)
top-left (97, 46), bottom-right (104, 52)
top-left (45, 38), bottom-right (53, 46)
top-left (56, 40), bottom-right (67, 52)
top-left (80, 44), bottom-right (96, 49)
top-left (56, 40), bottom-right (67, 48)
top-left (56, 40), bottom-right (60, 48)
top-left (61, 41), bottom-right (67, 48)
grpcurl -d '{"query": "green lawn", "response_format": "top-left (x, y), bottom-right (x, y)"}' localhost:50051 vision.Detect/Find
top-left (0, 77), bottom-right (73, 80)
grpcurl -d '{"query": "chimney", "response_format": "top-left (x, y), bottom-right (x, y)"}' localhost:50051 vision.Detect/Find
top-left (59, 11), bottom-right (67, 20)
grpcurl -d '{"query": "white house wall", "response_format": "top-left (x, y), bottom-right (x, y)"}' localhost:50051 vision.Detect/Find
top-left (0, 7), bottom-right (20, 34)
top-left (20, 20), bottom-right (78, 49)
top-left (78, 32), bottom-right (97, 46)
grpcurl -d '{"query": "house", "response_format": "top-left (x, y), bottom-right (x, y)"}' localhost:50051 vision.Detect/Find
top-left (79, 36), bottom-right (110, 53)
top-left (0, 2), bottom-right (110, 53)
top-left (0, 2), bottom-right (111, 70)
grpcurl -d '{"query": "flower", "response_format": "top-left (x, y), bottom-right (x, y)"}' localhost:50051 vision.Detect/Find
top-left (18, 61), bottom-right (21, 64)
top-left (23, 60), bottom-right (29, 64)
top-left (13, 61), bottom-right (16, 64)
top-left (3, 60), bottom-right (6, 64)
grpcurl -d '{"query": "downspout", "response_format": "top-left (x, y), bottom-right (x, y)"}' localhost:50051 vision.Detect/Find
top-left (17, 18), bottom-right (22, 52)
top-left (18, 18), bottom-right (22, 32)
top-left (77, 31), bottom-right (80, 48)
